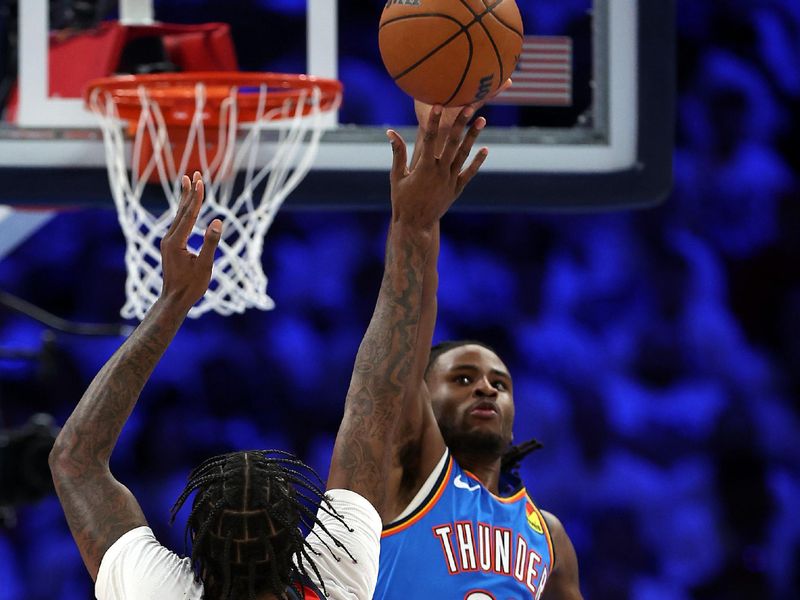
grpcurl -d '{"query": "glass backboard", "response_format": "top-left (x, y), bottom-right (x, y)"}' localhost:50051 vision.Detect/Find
top-left (0, 0), bottom-right (674, 211)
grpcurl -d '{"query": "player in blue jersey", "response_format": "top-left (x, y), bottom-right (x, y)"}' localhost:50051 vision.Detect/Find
top-left (48, 173), bottom-right (388, 600)
top-left (360, 96), bottom-right (585, 598)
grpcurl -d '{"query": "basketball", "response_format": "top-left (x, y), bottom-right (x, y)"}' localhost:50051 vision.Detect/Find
top-left (379, 0), bottom-right (524, 106)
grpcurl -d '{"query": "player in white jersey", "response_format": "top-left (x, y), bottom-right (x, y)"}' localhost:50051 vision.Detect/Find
top-left (48, 173), bottom-right (382, 599)
top-left (48, 98), bottom-right (489, 599)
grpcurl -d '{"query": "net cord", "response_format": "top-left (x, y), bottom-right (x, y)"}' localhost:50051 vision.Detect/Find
top-left (88, 81), bottom-right (333, 319)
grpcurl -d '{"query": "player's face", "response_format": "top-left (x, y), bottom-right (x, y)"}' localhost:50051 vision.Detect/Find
top-left (426, 345), bottom-right (515, 457)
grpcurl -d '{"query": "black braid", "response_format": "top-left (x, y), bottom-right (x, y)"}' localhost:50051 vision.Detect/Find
top-left (169, 450), bottom-right (353, 600)
top-left (499, 437), bottom-right (544, 495)
top-left (220, 531), bottom-right (234, 600)
top-left (248, 561), bottom-right (256, 600)
top-left (501, 438), bottom-right (544, 474)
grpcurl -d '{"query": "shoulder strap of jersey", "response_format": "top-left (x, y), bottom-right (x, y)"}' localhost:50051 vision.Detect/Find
top-left (383, 450), bottom-right (452, 534)
top-left (285, 575), bottom-right (325, 600)
top-left (525, 492), bottom-right (556, 570)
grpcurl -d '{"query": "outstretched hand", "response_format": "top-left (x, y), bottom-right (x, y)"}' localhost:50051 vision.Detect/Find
top-left (159, 172), bottom-right (223, 312)
top-left (387, 105), bottom-right (487, 229)
top-left (413, 78), bottom-right (512, 158)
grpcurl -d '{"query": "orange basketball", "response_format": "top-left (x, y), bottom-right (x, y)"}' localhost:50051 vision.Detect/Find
top-left (379, 0), bottom-right (524, 106)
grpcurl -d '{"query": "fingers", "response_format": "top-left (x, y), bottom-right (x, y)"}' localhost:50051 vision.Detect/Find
top-left (450, 116), bottom-right (486, 175)
top-left (198, 219), bottom-right (223, 270)
top-left (387, 129), bottom-right (409, 180)
top-left (164, 172), bottom-right (204, 248)
top-left (468, 77), bottom-right (512, 112)
top-left (455, 147), bottom-right (489, 196)
top-left (420, 105), bottom-right (443, 163)
top-left (179, 177), bottom-right (204, 247)
top-left (163, 175), bottom-right (193, 241)
top-left (485, 77), bottom-right (512, 103)
top-left (440, 106), bottom-right (475, 165)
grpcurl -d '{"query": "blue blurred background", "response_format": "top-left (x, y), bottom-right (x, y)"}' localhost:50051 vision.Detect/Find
top-left (1, 1), bottom-right (799, 599)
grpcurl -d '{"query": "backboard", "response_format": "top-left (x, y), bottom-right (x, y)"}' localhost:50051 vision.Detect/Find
top-left (0, 0), bottom-right (674, 211)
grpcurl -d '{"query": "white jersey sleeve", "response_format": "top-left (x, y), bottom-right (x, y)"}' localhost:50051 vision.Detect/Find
top-left (94, 490), bottom-right (380, 600)
top-left (95, 526), bottom-right (203, 600)
top-left (300, 489), bottom-right (382, 600)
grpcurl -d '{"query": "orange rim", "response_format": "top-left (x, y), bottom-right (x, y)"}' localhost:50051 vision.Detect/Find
top-left (85, 72), bottom-right (342, 126)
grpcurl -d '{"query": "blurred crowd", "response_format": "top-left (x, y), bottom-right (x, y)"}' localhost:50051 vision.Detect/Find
top-left (1, 1), bottom-right (799, 599)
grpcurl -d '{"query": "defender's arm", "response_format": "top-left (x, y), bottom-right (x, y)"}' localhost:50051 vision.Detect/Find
top-left (48, 175), bottom-right (221, 580)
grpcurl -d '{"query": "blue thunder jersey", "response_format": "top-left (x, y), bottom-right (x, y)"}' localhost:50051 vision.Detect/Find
top-left (376, 452), bottom-right (554, 599)
top-left (285, 575), bottom-right (325, 600)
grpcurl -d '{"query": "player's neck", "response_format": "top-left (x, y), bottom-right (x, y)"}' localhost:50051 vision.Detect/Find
top-left (455, 453), bottom-right (502, 495)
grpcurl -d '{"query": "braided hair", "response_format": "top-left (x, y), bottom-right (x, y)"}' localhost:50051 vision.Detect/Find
top-left (426, 340), bottom-right (543, 491)
top-left (170, 450), bottom-right (354, 600)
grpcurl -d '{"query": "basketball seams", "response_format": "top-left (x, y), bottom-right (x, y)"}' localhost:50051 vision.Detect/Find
top-left (443, 31), bottom-right (475, 106)
top-left (457, 0), bottom-right (518, 88)
top-left (381, 14), bottom-right (472, 81)
top-left (486, 13), bottom-right (523, 39)
top-left (454, 0), bottom-right (479, 17)
top-left (380, 0), bottom-right (522, 105)
top-left (482, 0), bottom-right (524, 38)
top-left (379, 12), bottom-right (469, 31)
top-left (460, 0), bottom-right (506, 83)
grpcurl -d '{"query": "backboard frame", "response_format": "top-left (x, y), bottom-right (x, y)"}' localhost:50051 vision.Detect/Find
top-left (0, 0), bottom-right (674, 211)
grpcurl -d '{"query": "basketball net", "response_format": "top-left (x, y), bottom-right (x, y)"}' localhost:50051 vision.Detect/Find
top-left (87, 78), bottom-right (340, 319)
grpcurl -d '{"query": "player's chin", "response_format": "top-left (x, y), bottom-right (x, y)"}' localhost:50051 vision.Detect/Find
top-left (453, 427), bottom-right (506, 456)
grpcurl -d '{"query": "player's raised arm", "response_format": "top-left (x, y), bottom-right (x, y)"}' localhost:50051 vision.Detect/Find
top-left (406, 80), bottom-right (511, 386)
top-left (373, 86), bottom-right (512, 518)
top-left (48, 173), bottom-right (222, 580)
top-left (327, 105), bottom-right (488, 521)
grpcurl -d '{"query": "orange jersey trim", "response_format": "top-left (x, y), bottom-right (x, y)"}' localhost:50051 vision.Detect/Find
top-left (461, 469), bottom-right (527, 504)
top-left (526, 493), bottom-right (555, 569)
top-left (382, 457), bottom-right (454, 537)
top-left (460, 469), bottom-right (554, 566)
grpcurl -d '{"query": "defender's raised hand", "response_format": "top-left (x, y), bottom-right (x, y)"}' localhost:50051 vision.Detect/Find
top-left (160, 172), bottom-right (223, 312)
top-left (387, 105), bottom-right (487, 228)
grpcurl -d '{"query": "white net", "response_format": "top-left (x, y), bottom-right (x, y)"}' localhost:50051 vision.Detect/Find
top-left (87, 78), bottom-right (337, 319)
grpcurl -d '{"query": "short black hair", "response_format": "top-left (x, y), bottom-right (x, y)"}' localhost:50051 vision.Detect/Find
top-left (425, 340), bottom-right (500, 378)
top-left (170, 450), bottom-right (353, 599)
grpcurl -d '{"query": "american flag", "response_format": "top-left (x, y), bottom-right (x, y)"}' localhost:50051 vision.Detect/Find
top-left (491, 36), bottom-right (573, 106)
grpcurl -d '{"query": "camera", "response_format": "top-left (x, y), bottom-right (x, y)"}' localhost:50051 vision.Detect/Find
top-left (0, 413), bottom-right (60, 508)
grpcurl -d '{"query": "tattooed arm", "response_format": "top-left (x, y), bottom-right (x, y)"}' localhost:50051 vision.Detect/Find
top-left (327, 106), bottom-right (488, 520)
top-left (388, 87), bottom-right (513, 508)
top-left (48, 174), bottom-right (221, 581)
